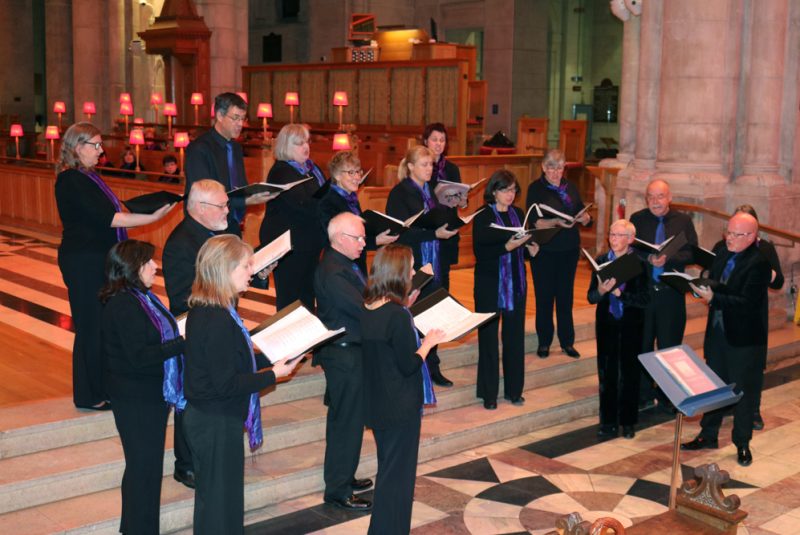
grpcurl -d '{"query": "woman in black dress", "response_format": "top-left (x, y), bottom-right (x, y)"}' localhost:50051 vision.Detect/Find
top-left (317, 150), bottom-right (397, 273)
top-left (423, 123), bottom-right (462, 290)
top-left (362, 244), bottom-right (445, 535)
top-left (525, 149), bottom-right (591, 359)
top-left (259, 123), bottom-right (326, 310)
top-left (100, 239), bottom-right (185, 534)
top-left (55, 122), bottom-right (174, 410)
top-left (183, 234), bottom-right (298, 535)
top-left (472, 170), bottom-right (539, 409)
top-left (587, 220), bottom-right (650, 439)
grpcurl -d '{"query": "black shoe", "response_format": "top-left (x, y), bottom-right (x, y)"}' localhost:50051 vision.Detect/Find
top-left (597, 425), bottom-right (618, 438)
top-left (483, 399), bottom-right (497, 410)
top-left (504, 395), bottom-right (525, 406)
top-left (681, 436), bottom-right (719, 450)
top-left (561, 346), bottom-right (581, 358)
top-left (430, 370), bottom-right (454, 387)
top-left (537, 346), bottom-right (550, 358)
top-left (622, 425), bottom-right (635, 439)
top-left (173, 469), bottom-right (195, 489)
top-left (76, 401), bottom-right (112, 411)
top-left (324, 494), bottom-right (372, 511)
top-left (737, 445), bottom-right (753, 467)
top-left (351, 478), bottom-right (373, 491)
top-left (638, 398), bottom-right (657, 411)
top-left (753, 413), bottom-right (765, 431)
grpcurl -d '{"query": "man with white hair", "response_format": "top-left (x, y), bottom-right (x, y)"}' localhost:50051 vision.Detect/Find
top-left (313, 212), bottom-right (373, 511)
top-left (681, 212), bottom-right (770, 467)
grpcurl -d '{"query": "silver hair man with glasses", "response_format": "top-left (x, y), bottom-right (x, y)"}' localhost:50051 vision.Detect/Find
top-left (184, 92), bottom-right (275, 235)
top-left (312, 212), bottom-right (374, 511)
top-left (681, 213), bottom-right (770, 467)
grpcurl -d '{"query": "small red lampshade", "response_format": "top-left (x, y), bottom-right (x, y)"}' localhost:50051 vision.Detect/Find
top-left (190, 93), bottom-right (204, 106)
top-left (119, 102), bottom-right (133, 116)
top-left (256, 103), bottom-right (273, 118)
top-left (332, 132), bottom-right (351, 151)
top-left (129, 129), bottom-right (145, 145)
top-left (9, 124), bottom-right (23, 137)
top-left (163, 103), bottom-right (177, 117)
top-left (119, 92), bottom-right (132, 104)
top-left (210, 103), bottom-right (215, 117)
top-left (133, 117), bottom-right (144, 125)
top-left (82, 101), bottom-right (96, 114)
top-left (150, 92), bottom-right (163, 105)
top-left (236, 92), bottom-right (248, 104)
top-left (53, 101), bottom-right (66, 114)
top-left (332, 91), bottom-right (349, 106)
top-left (174, 132), bottom-right (190, 148)
top-left (284, 92), bottom-right (300, 106)
top-left (45, 126), bottom-right (60, 140)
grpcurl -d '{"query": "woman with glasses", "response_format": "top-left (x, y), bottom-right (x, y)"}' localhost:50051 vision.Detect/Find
top-left (55, 122), bottom-right (174, 410)
top-left (525, 149), bottom-right (591, 360)
top-left (472, 170), bottom-right (539, 410)
top-left (259, 123), bottom-right (326, 310)
top-left (317, 150), bottom-right (397, 273)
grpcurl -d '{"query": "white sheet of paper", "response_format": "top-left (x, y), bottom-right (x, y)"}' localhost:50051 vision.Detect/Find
top-left (250, 307), bottom-right (344, 363)
top-left (251, 230), bottom-right (292, 274)
top-left (413, 297), bottom-right (494, 343)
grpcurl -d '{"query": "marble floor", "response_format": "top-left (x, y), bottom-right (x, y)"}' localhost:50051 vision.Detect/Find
top-left (243, 364), bottom-right (800, 535)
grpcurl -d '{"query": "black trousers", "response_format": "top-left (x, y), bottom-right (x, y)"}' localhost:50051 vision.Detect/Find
top-left (173, 410), bottom-right (192, 473)
top-left (184, 403), bottom-right (246, 535)
top-left (476, 294), bottom-right (526, 402)
top-left (59, 252), bottom-right (107, 407)
top-left (110, 396), bottom-right (169, 535)
top-left (596, 320), bottom-right (642, 427)
top-left (368, 416), bottom-right (422, 535)
top-left (273, 248), bottom-right (321, 311)
top-left (640, 284), bottom-right (687, 403)
top-left (699, 325), bottom-right (763, 447)
top-left (318, 344), bottom-right (365, 500)
top-left (753, 349), bottom-right (768, 415)
top-left (529, 248), bottom-right (579, 348)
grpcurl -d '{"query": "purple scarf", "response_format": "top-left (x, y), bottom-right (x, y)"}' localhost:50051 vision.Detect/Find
top-left (491, 204), bottom-right (527, 311)
top-left (332, 184), bottom-right (361, 215)
top-left (406, 178), bottom-right (440, 280)
top-left (226, 306), bottom-right (264, 451)
top-left (606, 250), bottom-right (627, 320)
top-left (79, 169), bottom-right (128, 242)
top-left (433, 156), bottom-right (448, 183)
top-left (541, 176), bottom-right (573, 211)
top-left (289, 159), bottom-right (326, 187)
top-left (128, 289), bottom-right (185, 410)
top-left (405, 308), bottom-right (436, 407)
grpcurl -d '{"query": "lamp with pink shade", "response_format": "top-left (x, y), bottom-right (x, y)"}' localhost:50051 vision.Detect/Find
top-left (284, 92), bottom-right (299, 124)
top-left (128, 129), bottom-right (145, 172)
top-left (163, 103), bottom-right (177, 139)
top-left (9, 124), bottom-right (23, 159)
top-left (150, 92), bottom-right (163, 123)
top-left (83, 101), bottom-right (96, 121)
top-left (332, 91), bottom-right (349, 130)
top-left (332, 132), bottom-right (351, 151)
top-left (190, 93), bottom-right (204, 125)
top-left (119, 102), bottom-right (134, 135)
top-left (53, 101), bottom-right (66, 130)
top-left (174, 132), bottom-right (190, 175)
top-left (45, 126), bottom-right (60, 161)
top-left (256, 103), bottom-right (273, 138)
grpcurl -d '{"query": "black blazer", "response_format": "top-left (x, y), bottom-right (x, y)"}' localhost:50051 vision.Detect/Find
top-left (184, 128), bottom-right (247, 235)
top-left (317, 187), bottom-right (374, 274)
top-left (587, 252), bottom-right (651, 326)
top-left (259, 160), bottom-right (326, 253)
top-left (385, 178), bottom-right (440, 269)
top-left (162, 215), bottom-right (217, 316)
top-left (314, 247), bottom-right (366, 344)
top-left (55, 168), bottom-right (119, 255)
top-left (706, 242), bottom-right (771, 347)
top-left (184, 305), bottom-right (275, 419)
top-left (711, 238), bottom-right (784, 290)
top-left (102, 291), bottom-right (184, 401)
top-left (629, 208), bottom-right (698, 273)
top-left (430, 159), bottom-right (462, 265)
top-left (525, 176), bottom-right (587, 252)
top-left (361, 302), bottom-right (423, 429)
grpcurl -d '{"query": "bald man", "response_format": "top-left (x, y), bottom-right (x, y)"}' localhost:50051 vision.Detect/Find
top-left (681, 213), bottom-right (770, 467)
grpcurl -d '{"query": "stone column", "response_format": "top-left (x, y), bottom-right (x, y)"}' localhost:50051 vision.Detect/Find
top-left (45, 0), bottom-right (74, 127)
top-left (194, 0), bottom-right (248, 97)
top-left (632, 1), bottom-right (662, 170)
top-left (615, 16), bottom-right (639, 165)
top-left (72, 2), bottom-right (110, 130)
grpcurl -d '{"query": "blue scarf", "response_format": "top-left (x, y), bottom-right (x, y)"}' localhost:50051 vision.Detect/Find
top-left (332, 184), bottom-right (361, 215)
top-left (405, 308), bottom-right (436, 407)
top-left (128, 289), bottom-right (185, 410)
top-left (606, 250), bottom-right (627, 320)
top-left (541, 176), bottom-right (573, 210)
top-left (288, 159), bottom-right (326, 187)
top-left (226, 306), bottom-right (264, 451)
top-left (491, 204), bottom-right (527, 311)
top-left (79, 169), bottom-right (128, 242)
top-left (406, 178), bottom-right (440, 280)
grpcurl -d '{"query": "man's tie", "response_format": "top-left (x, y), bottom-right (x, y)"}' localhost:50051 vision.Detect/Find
top-left (652, 216), bottom-right (665, 282)
top-left (352, 263), bottom-right (366, 287)
top-left (227, 143), bottom-right (244, 223)
top-left (721, 253), bottom-right (738, 283)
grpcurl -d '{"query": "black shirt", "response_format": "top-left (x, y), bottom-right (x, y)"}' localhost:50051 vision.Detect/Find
top-left (629, 208), bottom-right (698, 273)
top-left (314, 248), bottom-right (366, 344)
top-left (55, 168), bottom-right (119, 255)
top-left (525, 176), bottom-right (587, 252)
top-left (162, 214), bottom-right (217, 316)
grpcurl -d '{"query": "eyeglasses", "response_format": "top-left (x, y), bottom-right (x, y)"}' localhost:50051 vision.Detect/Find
top-left (200, 200), bottom-right (230, 210)
top-left (646, 194), bottom-right (668, 201)
top-left (608, 232), bottom-right (631, 238)
top-left (341, 169), bottom-right (362, 177)
top-left (224, 114), bottom-right (246, 123)
top-left (497, 186), bottom-right (517, 194)
top-left (724, 230), bottom-right (752, 239)
top-left (544, 165), bottom-right (564, 171)
top-left (82, 141), bottom-right (103, 150)
top-left (342, 232), bottom-right (366, 243)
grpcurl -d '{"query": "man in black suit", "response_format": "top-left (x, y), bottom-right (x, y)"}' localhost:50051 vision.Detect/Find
top-left (313, 212), bottom-right (373, 511)
top-left (630, 179), bottom-right (697, 407)
top-left (184, 92), bottom-right (274, 235)
top-left (681, 213), bottom-right (770, 466)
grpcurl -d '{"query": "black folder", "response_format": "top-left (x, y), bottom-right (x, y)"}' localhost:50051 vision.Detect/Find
top-left (583, 250), bottom-right (644, 290)
top-left (122, 191), bottom-right (183, 214)
top-left (691, 245), bottom-right (716, 270)
top-left (633, 232), bottom-right (688, 260)
top-left (659, 273), bottom-right (716, 294)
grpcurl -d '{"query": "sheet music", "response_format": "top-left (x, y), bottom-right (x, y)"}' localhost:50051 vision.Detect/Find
top-left (250, 307), bottom-right (344, 363)
top-left (251, 230), bottom-right (292, 273)
top-left (413, 297), bottom-right (494, 343)
top-left (175, 313), bottom-right (187, 337)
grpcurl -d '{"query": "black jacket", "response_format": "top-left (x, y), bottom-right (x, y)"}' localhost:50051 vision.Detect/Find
top-left (317, 187), bottom-right (373, 274)
top-left (162, 215), bottom-right (217, 316)
top-left (629, 208), bottom-right (698, 273)
top-left (55, 168), bottom-right (119, 255)
top-left (314, 248), bottom-right (366, 344)
top-left (430, 159), bottom-right (462, 265)
top-left (385, 178), bottom-right (441, 269)
top-left (587, 252), bottom-right (650, 326)
top-left (525, 176), bottom-right (588, 252)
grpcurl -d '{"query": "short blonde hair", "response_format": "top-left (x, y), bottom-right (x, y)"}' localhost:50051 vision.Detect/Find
top-left (397, 145), bottom-right (433, 180)
top-left (273, 124), bottom-right (310, 161)
top-left (58, 122), bottom-right (102, 172)
top-left (328, 150), bottom-right (361, 184)
top-left (188, 234), bottom-right (253, 309)
top-left (187, 179), bottom-right (227, 211)
top-left (610, 218), bottom-right (636, 237)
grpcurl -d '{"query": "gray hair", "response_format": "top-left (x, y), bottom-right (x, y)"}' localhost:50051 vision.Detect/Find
top-left (273, 124), bottom-right (310, 161)
top-left (327, 211), bottom-right (364, 241)
top-left (610, 218), bottom-right (636, 237)
top-left (542, 149), bottom-right (565, 169)
top-left (187, 179), bottom-right (227, 211)
top-left (58, 122), bottom-right (102, 172)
